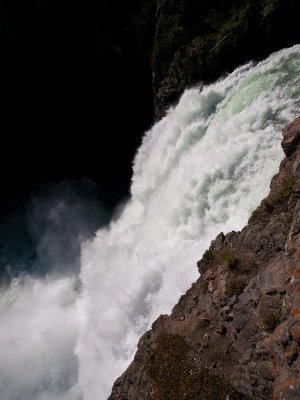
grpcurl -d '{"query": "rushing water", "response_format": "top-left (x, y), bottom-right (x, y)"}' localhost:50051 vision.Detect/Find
top-left (1, 45), bottom-right (300, 400)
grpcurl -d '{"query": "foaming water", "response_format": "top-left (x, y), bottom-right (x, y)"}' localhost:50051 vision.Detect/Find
top-left (0, 180), bottom-right (108, 400)
top-left (0, 275), bottom-right (81, 400)
top-left (1, 45), bottom-right (300, 400)
top-left (77, 45), bottom-right (300, 399)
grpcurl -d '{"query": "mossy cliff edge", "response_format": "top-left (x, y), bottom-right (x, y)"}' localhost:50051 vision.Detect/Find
top-left (108, 116), bottom-right (300, 399)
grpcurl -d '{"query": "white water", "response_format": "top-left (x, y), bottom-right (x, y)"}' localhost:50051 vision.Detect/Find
top-left (1, 45), bottom-right (300, 400)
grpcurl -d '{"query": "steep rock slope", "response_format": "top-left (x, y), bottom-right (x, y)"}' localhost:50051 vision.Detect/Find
top-left (108, 116), bottom-right (300, 399)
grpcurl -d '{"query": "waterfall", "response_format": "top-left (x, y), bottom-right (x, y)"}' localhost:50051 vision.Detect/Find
top-left (1, 45), bottom-right (300, 400)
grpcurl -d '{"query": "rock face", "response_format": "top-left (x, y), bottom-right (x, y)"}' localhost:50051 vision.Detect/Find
top-left (108, 116), bottom-right (300, 399)
top-left (152, 1), bottom-right (300, 118)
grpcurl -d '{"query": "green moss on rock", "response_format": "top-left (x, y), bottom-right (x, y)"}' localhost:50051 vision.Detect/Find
top-left (260, 307), bottom-right (282, 332)
top-left (146, 333), bottom-right (242, 400)
top-left (225, 276), bottom-right (247, 297)
top-left (202, 249), bottom-right (215, 265)
top-left (221, 249), bottom-right (239, 269)
top-left (267, 177), bottom-right (296, 207)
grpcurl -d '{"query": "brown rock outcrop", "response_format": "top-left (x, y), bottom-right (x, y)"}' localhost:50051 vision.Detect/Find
top-left (108, 116), bottom-right (300, 399)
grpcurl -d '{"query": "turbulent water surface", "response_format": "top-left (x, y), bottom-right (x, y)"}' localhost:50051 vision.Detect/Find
top-left (1, 45), bottom-right (300, 400)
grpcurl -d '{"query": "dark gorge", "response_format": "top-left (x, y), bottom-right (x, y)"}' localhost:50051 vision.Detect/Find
top-left (1, 0), bottom-right (300, 208)
top-left (0, 0), bottom-right (156, 209)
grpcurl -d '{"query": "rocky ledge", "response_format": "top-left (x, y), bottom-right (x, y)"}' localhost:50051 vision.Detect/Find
top-left (109, 116), bottom-right (300, 400)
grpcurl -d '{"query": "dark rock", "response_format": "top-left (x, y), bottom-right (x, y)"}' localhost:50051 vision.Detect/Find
top-left (282, 116), bottom-right (300, 157)
top-left (216, 325), bottom-right (227, 335)
top-left (211, 232), bottom-right (225, 250)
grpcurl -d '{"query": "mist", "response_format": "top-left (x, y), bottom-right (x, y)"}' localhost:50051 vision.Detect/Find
top-left (0, 178), bottom-right (109, 400)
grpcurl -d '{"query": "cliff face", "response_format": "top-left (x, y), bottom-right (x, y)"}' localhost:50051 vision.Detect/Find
top-left (108, 116), bottom-right (300, 399)
top-left (152, 0), bottom-right (300, 118)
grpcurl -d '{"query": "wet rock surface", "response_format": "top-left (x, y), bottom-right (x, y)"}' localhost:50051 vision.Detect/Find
top-left (108, 117), bottom-right (300, 399)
